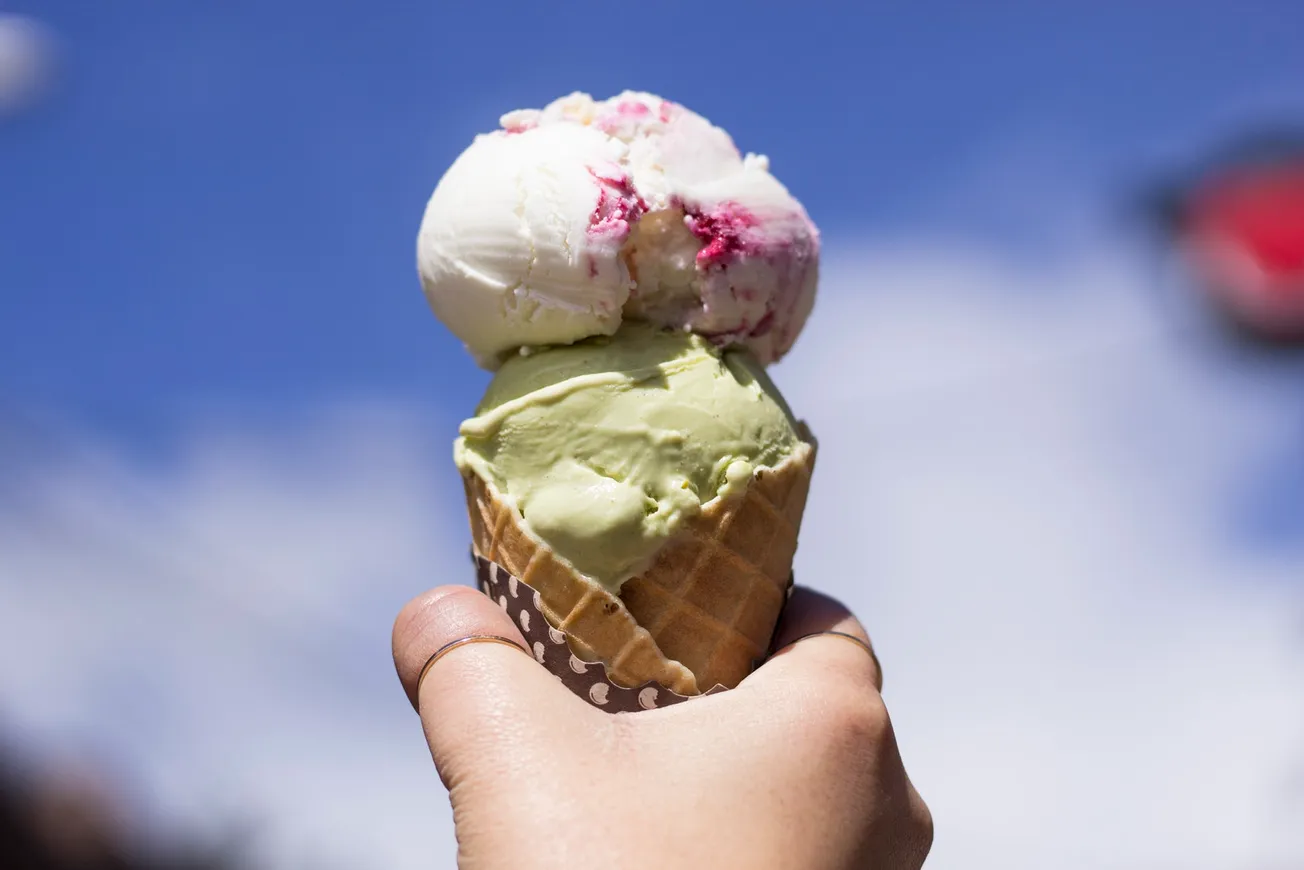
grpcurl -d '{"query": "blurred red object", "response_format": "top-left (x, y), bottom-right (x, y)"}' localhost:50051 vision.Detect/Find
top-left (1167, 146), bottom-right (1304, 343)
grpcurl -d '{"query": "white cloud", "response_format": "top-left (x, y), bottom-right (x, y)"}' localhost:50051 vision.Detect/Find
top-left (1, 241), bottom-right (1302, 868)
top-left (0, 407), bottom-right (462, 868)
top-left (0, 15), bottom-right (55, 117)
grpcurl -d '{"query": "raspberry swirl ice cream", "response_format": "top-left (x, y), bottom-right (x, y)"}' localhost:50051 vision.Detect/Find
top-left (417, 91), bottom-right (819, 367)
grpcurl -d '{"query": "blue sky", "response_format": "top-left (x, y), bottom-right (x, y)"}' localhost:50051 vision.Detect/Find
top-left (4, 2), bottom-right (1304, 444)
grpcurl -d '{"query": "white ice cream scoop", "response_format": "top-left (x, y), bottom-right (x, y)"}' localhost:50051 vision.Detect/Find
top-left (417, 91), bottom-right (820, 367)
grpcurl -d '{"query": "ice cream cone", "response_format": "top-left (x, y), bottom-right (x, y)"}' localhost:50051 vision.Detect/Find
top-left (463, 431), bottom-right (815, 695)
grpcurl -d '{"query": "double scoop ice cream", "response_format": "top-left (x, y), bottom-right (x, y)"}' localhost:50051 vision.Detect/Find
top-left (419, 91), bottom-right (820, 700)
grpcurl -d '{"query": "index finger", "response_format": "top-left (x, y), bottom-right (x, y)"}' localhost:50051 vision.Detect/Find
top-left (749, 587), bottom-right (882, 692)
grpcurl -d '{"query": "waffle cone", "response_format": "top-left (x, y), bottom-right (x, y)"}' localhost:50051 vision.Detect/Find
top-left (462, 432), bottom-right (816, 695)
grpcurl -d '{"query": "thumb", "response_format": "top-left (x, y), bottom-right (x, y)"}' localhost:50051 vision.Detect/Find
top-left (392, 585), bottom-right (593, 785)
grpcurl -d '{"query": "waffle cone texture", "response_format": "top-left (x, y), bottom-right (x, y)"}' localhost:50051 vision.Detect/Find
top-left (462, 431), bottom-right (816, 695)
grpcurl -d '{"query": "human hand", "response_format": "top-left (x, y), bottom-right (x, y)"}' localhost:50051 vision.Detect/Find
top-left (393, 585), bottom-right (932, 870)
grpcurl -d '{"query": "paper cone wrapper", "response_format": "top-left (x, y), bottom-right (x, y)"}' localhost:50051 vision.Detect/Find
top-left (473, 555), bottom-right (728, 711)
top-left (463, 430), bottom-right (816, 709)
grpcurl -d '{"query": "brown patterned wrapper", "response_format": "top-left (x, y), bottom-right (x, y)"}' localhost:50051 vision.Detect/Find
top-left (472, 552), bottom-right (773, 711)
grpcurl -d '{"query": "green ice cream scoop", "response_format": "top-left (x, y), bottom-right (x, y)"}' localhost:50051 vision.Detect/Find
top-left (454, 324), bottom-right (804, 592)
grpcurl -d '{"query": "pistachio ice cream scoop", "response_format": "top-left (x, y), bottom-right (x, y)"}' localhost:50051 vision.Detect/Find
top-left (456, 324), bottom-right (801, 591)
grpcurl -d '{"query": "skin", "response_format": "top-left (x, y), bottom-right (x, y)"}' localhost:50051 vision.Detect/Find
top-left (392, 586), bottom-right (932, 870)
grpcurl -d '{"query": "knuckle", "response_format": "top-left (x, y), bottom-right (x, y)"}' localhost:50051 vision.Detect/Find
top-left (810, 690), bottom-right (893, 774)
top-left (911, 791), bottom-right (935, 856)
top-left (810, 692), bottom-right (900, 796)
top-left (827, 690), bottom-right (892, 744)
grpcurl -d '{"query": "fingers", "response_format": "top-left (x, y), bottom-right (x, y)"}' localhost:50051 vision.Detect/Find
top-left (747, 586), bottom-right (882, 693)
top-left (392, 585), bottom-right (591, 781)
top-left (737, 590), bottom-right (930, 866)
top-left (770, 586), bottom-right (873, 649)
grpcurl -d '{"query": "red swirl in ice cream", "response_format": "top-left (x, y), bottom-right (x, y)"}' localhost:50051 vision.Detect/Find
top-left (417, 91), bottom-right (820, 367)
